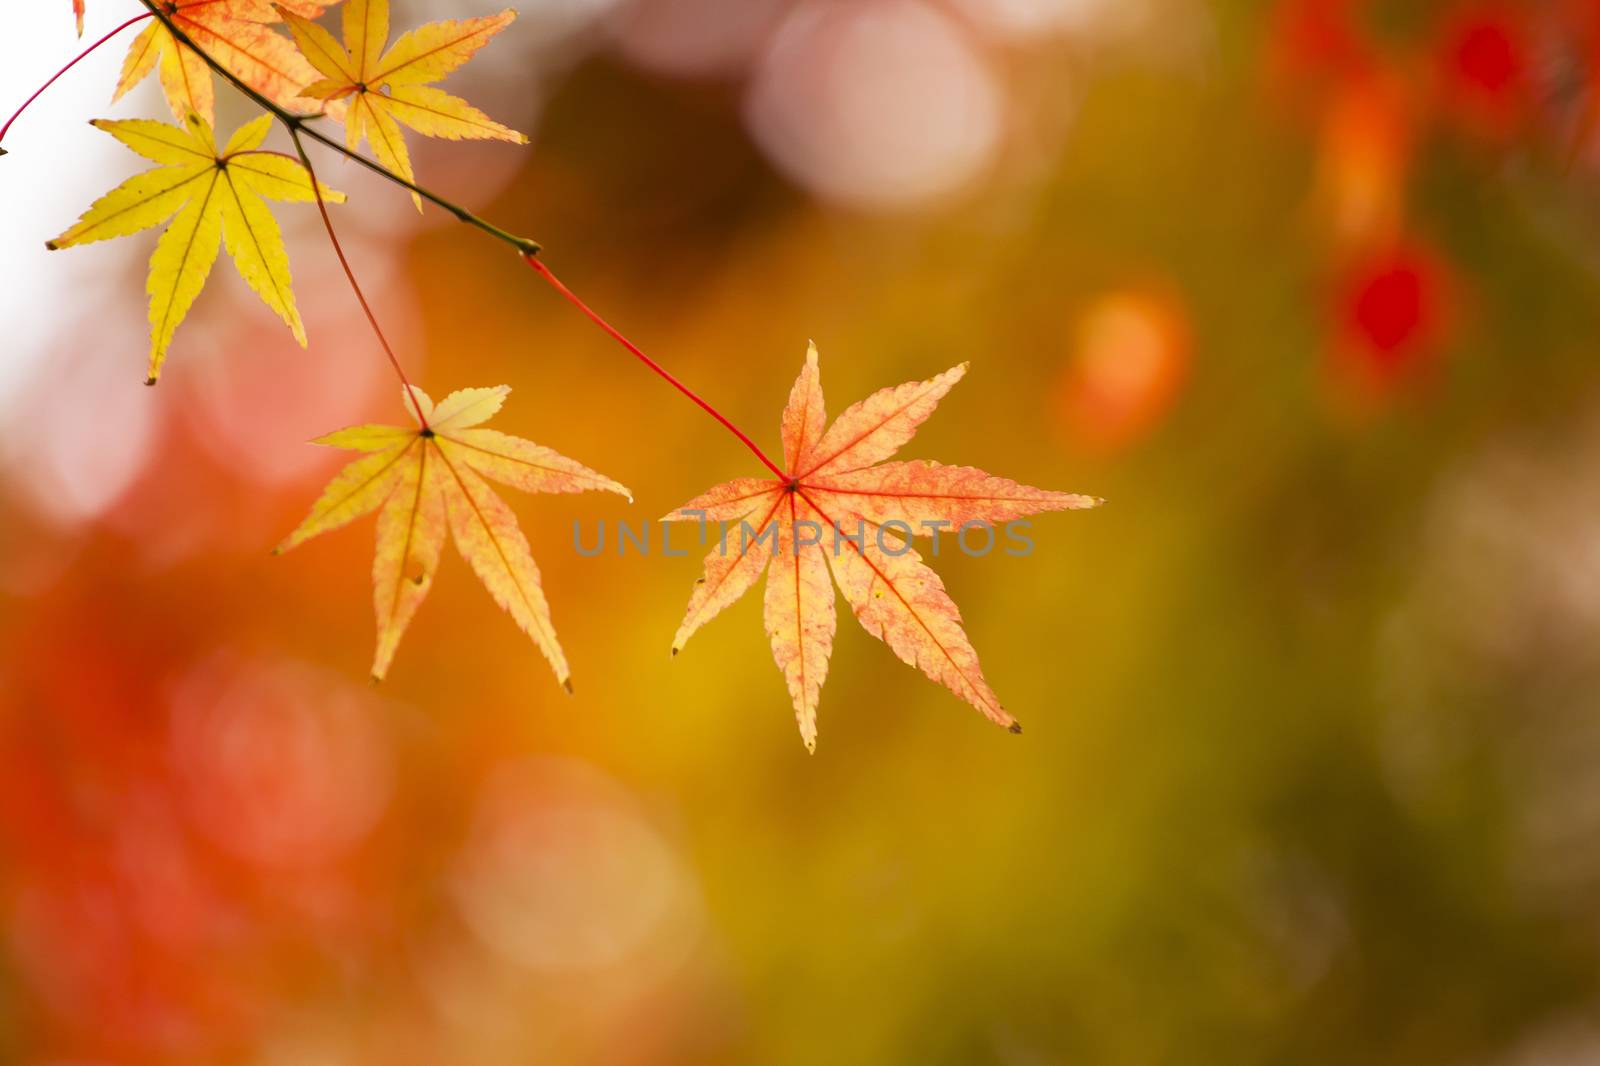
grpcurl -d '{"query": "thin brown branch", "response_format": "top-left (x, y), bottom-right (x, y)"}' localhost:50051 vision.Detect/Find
top-left (288, 127), bottom-right (431, 428)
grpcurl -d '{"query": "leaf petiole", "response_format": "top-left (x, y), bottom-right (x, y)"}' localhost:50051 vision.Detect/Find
top-left (523, 255), bottom-right (788, 479)
top-left (288, 127), bottom-right (431, 429)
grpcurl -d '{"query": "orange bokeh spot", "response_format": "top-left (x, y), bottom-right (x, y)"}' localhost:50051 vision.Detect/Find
top-left (1316, 72), bottom-right (1414, 247)
top-left (1055, 287), bottom-right (1191, 452)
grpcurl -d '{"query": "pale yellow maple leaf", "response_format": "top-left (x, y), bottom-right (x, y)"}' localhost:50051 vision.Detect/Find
top-left (278, 385), bottom-right (632, 687)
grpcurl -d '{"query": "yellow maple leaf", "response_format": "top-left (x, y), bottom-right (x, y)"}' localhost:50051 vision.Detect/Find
top-left (47, 113), bottom-right (344, 383)
top-left (277, 385), bottom-right (632, 686)
top-left (276, 0), bottom-right (527, 211)
top-left (115, 0), bottom-right (344, 126)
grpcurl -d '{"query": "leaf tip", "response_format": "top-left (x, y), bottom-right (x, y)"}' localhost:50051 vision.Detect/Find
top-left (1008, 721), bottom-right (1023, 735)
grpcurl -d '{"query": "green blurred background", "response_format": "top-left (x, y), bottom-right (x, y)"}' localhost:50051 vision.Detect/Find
top-left (6, 0), bottom-right (1600, 1062)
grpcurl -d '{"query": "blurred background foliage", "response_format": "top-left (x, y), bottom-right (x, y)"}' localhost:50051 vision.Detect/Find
top-left (6, 0), bottom-right (1600, 1062)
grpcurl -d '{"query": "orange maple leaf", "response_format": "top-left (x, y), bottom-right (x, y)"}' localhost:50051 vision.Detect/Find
top-left (115, 0), bottom-right (342, 126)
top-left (277, 0), bottom-right (526, 211)
top-left (277, 385), bottom-right (632, 686)
top-left (663, 344), bottom-right (1101, 751)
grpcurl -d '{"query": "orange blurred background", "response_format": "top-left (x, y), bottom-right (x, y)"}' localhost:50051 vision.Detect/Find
top-left (7, 0), bottom-right (1600, 1062)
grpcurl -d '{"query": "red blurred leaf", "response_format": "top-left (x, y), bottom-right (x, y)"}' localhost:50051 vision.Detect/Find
top-left (1436, 3), bottom-right (1531, 137)
top-left (1331, 240), bottom-right (1453, 399)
